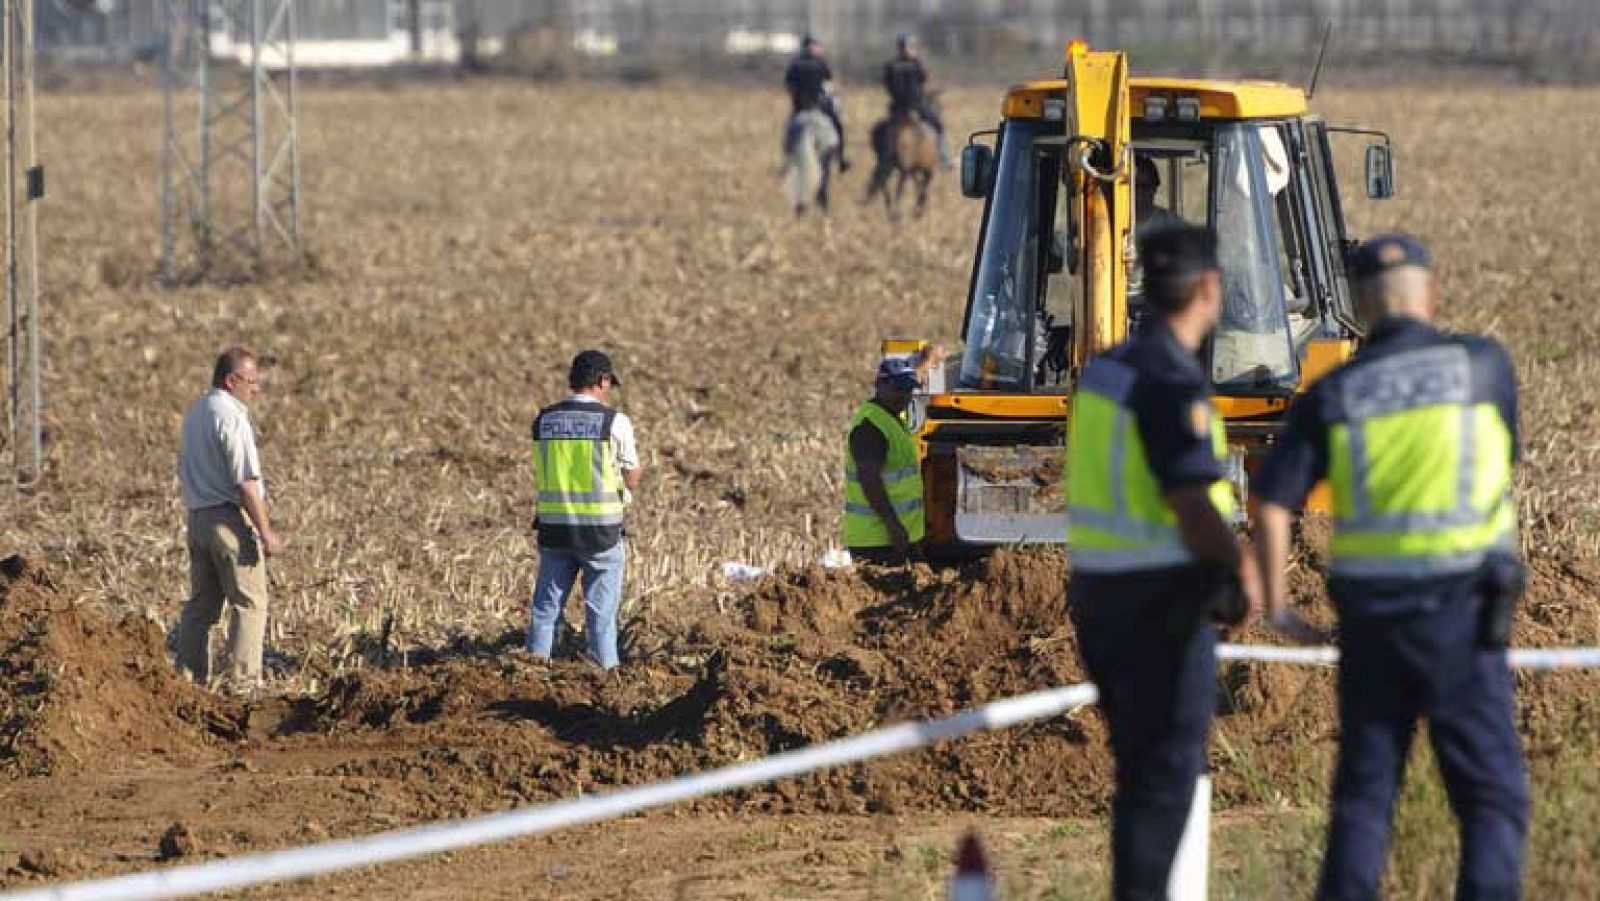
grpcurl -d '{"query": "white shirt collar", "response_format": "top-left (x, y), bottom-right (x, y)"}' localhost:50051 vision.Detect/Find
top-left (208, 387), bottom-right (249, 415)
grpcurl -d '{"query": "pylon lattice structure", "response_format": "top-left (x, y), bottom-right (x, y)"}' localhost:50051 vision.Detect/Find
top-left (3, 0), bottom-right (42, 484)
top-left (161, 0), bottom-right (301, 283)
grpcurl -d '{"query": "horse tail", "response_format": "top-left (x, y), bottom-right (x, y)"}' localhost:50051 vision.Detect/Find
top-left (864, 118), bottom-right (895, 198)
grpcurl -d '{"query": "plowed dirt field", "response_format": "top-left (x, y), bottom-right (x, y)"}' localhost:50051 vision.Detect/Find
top-left (2, 80), bottom-right (1599, 898)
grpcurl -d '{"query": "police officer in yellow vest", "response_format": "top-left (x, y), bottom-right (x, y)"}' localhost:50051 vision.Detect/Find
top-left (527, 350), bottom-right (642, 669)
top-left (843, 353), bottom-right (938, 565)
top-left (1254, 234), bottom-right (1528, 899)
top-left (1066, 225), bottom-right (1261, 900)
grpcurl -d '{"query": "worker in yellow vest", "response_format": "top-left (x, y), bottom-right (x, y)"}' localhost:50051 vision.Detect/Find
top-left (842, 348), bottom-right (943, 565)
top-left (1065, 225), bottom-right (1260, 898)
top-left (1254, 234), bottom-right (1528, 898)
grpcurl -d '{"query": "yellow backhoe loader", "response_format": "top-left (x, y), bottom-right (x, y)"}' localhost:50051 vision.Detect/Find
top-left (901, 43), bottom-right (1396, 553)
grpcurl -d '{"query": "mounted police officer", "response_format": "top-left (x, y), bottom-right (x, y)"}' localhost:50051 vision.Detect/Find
top-left (1254, 234), bottom-right (1528, 900)
top-left (1066, 225), bottom-right (1261, 899)
top-left (882, 33), bottom-right (950, 169)
top-left (785, 34), bottom-right (851, 172)
top-left (527, 350), bottom-right (643, 669)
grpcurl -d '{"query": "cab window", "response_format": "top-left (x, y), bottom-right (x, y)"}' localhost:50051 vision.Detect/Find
top-left (1210, 124), bottom-right (1299, 394)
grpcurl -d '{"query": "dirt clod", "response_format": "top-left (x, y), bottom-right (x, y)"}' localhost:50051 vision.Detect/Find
top-left (14, 847), bottom-right (87, 878)
top-left (158, 823), bottom-right (200, 861)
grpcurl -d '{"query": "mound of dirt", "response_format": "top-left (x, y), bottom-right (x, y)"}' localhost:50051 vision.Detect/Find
top-left (265, 551), bottom-right (1112, 818)
top-left (0, 556), bottom-right (231, 776)
top-left (253, 549), bottom-right (1343, 818)
top-left (6, 542), bottom-right (1590, 824)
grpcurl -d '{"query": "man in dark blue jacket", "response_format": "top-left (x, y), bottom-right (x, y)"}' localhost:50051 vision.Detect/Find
top-left (882, 33), bottom-right (949, 168)
top-left (1255, 234), bottom-right (1528, 900)
top-left (785, 34), bottom-right (850, 172)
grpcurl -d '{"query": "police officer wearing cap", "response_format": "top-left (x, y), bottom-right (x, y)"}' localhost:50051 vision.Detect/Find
top-left (882, 33), bottom-right (950, 168)
top-left (527, 350), bottom-right (643, 669)
top-left (1066, 225), bottom-right (1261, 900)
top-left (842, 347), bottom-right (943, 565)
top-left (785, 34), bottom-right (850, 172)
top-left (1254, 233), bottom-right (1528, 899)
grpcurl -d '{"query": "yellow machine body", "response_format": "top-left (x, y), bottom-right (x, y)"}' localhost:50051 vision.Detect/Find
top-left (908, 46), bottom-right (1390, 550)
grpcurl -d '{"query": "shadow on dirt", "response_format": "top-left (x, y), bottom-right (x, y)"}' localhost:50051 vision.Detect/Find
top-left (487, 652), bottom-right (726, 751)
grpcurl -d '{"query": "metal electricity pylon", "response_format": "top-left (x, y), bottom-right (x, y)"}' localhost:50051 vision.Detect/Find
top-left (3, 0), bottom-right (42, 484)
top-left (161, 0), bottom-right (301, 283)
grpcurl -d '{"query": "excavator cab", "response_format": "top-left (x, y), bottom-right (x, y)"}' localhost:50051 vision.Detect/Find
top-left (916, 47), bottom-right (1394, 551)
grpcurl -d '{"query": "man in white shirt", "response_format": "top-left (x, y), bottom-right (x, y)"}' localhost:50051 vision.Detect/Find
top-left (175, 347), bottom-right (284, 691)
top-left (527, 350), bottom-right (642, 669)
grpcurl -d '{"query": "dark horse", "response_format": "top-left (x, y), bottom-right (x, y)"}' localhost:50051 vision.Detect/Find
top-left (864, 91), bottom-right (941, 220)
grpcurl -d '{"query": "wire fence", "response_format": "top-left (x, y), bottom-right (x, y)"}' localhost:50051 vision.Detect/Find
top-left (30, 1), bottom-right (1600, 78)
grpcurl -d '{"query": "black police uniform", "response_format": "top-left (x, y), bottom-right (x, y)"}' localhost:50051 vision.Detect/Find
top-left (1069, 318), bottom-right (1225, 900)
top-left (784, 53), bottom-right (847, 162)
top-left (1256, 316), bottom-right (1528, 900)
top-left (882, 55), bottom-right (943, 135)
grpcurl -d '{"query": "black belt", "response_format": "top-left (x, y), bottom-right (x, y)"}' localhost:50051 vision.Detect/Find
top-left (191, 502), bottom-right (241, 513)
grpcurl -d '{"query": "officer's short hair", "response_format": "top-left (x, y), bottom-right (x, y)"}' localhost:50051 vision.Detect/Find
top-left (211, 346), bottom-right (256, 389)
top-left (568, 349), bottom-right (620, 391)
top-left (1140, 225), bottom-right (1220, 314)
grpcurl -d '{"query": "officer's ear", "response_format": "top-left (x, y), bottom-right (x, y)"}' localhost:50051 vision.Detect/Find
top-left (1192, 269), bottom-right (1223, 320)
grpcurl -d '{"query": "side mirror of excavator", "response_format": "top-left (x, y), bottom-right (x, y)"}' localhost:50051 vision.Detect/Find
top-left (961, 144), bottom-right (993, 199)
top-left (1365, 144), bottom-right (1395, 199)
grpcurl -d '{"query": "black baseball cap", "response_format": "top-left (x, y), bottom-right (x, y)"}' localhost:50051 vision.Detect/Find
top-left (569, 349), bottom-right (620, 388)
top-left (876, 357), bottom-right (920, 391)
top-left (1348, 233), bottom-right (1432, 280)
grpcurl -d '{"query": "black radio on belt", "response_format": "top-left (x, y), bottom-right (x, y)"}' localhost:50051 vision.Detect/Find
top-left (1478, 555), bottom-right (1527, 648)
top-left (1200, 564), bottom-right (1251, 627)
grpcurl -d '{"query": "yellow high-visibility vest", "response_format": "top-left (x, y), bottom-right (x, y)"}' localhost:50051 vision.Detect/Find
top-left (534, 401), bottom-right (626, 551)
top-left (1066, 356), bottom-right (1235, 574)
top-left (842, 402), bottom-right (926, 548)
top-left (1325, 343), bottom-right (1516, 578)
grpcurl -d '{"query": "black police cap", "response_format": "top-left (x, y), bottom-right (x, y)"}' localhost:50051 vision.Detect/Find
top-left (1347, 233), bottom-right (1432, 280)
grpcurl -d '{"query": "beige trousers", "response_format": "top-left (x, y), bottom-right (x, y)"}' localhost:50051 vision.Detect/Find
top-left (177, 505), bottom-right (269, 689)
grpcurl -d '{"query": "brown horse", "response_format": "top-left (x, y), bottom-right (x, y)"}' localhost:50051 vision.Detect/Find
top-left (865, 92), bottom-right (941, 220)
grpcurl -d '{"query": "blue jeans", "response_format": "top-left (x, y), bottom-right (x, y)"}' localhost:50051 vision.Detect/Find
top-left (526, 543), bottom-right (626, 669)
top-left (1318, 590), bottom-right (1528, 901)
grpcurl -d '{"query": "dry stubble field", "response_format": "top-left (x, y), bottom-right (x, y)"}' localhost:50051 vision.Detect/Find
top-left (0, 78), bottom-right (1598, 898)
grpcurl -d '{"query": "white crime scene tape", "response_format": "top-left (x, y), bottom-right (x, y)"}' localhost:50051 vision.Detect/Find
top-left (9, 642), bottom-right (1599, 901)
top-left (0, 684), bottom-right (1100, 901)
top-left (1219, 643), bottom-right (1600, 670)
